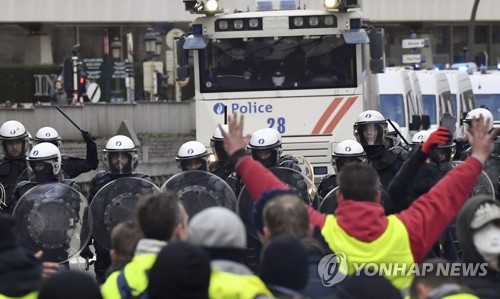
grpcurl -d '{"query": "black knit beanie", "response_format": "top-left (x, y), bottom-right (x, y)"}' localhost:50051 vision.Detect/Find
top-left (38, 271), bottom-right (102, 299)
top-left (260, 235), bottom-right (309, 291)
top-left (148, 241), bottom-right (211, 299)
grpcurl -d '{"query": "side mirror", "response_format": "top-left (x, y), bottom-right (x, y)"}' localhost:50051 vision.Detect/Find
top-left (368, 28), bottom-right (385, 74)
top-left (461, 111), bottom-right (468, 126)
top-left (421, 115), bottom-right (431, 130)
top-left (409, 115), bottom-right (421, 131)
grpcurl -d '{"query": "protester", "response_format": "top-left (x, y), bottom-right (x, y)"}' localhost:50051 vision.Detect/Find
top-left (0, 213), bottom-right (42, 299)
top-left (105, 218), bottom-right (144, 278)
top-left (148, 241), bottom-right (211, 299)
top-left (187, 207), bottom-right (273, 299)
top-left (456, 195), bottom-right (500, 298)
top-left (101, 192), bottom-right (188, 299)
top-left (38, 271), bottom-right (102, 299)
top-left (220, 112), bottom-right (497, 294)
top-left (259, 235), bottom-right (309, 299)
top-left (409, 259), bottom-right (478, 299)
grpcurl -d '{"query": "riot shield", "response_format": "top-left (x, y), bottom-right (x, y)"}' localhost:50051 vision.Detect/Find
top-left (442, 161), bottom-right (495, 197)
top-left (12, 183), bottom-right (90, 263)
top-left (280, 155), bottom-right (314, 182)
top-left (90, 177), bottom-right (160, 250)
top-left (483, 156), bottom-right (500, 200)
top-left (161, 170), bottom-right (237, 217)
top-left (238, 167), bottom-right (317, 237)
top-left (319, 187), bottom-right (338, 214)
top-left (16, 168), bottom-right (69, 187)
top-left (15, 168), bottom-right (35, 187)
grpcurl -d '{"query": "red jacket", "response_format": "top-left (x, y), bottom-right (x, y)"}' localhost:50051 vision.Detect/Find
top-left (236, 156), bottom-right (483, 262)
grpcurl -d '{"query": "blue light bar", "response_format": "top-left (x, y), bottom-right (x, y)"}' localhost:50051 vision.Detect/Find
top-left (193, 24), bottom-right (203, 36)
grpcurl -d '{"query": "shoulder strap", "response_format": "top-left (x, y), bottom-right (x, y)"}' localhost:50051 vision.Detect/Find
top-left (117, 270), bottom-right (149, 299)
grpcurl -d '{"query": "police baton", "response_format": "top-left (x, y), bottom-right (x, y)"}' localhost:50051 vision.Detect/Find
top-left (55, 106), bottom-right (83, 132)
top-left (387, 119), bottom-right (409, 146)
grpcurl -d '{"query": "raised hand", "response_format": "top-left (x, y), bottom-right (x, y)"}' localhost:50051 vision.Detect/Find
top-left (421, 126), bottom-right (450, 154)
top-left (220, 113), bottom-right (251, 157)
top-left (466, 115), bottom-right (499, 164)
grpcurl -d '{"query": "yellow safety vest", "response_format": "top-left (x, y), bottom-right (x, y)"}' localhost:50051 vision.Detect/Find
top-left (442, 294), bottom-right (479, 299)
top-left (321, 214), bottom-right (414, 291)
top-left (0, 291), bottom-right (38, 299)
top-left (209, 269), bottom-right (273, 299)
top-left (101, 253), bottom-right (157, 299)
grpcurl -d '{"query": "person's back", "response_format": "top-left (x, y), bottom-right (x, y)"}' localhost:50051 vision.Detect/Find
top-left (0, 214), bottom-right (42, 299)
top-left (260, 235), bottom-right (309, 299)
top-left (187, 207), bottom-right (273, 299)
top-left (101, 192), bottom-right (188, 299)
top-left (221, 111), bottom-right (496, 295)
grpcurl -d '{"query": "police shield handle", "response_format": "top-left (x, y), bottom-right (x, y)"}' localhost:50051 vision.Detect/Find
top-left (467, 116), bottom-right (500, 165)
top-left (221, 113), bottom-right (251, 157)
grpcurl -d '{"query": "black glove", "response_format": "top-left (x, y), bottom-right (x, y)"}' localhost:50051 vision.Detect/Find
top-left (81, 130), bottom-right (96, 144)
top-left (80, 244), bottom-right (94, 259)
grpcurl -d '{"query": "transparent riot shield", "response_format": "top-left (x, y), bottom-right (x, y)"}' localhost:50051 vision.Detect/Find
top-left (90, 177), bottom-right (160, 250)
top-left (442, 161), bottom-right (495, 197)
top-left (161, 170), bottom-right (237, 217)
top-left (12, 183), bottom-right (90, 263)
top-left (238, 167), bottom-right (317, 237)
top-left (319, 187), bottom-right (339, 214)
top-left (483, 156), bottom-right (500, 200)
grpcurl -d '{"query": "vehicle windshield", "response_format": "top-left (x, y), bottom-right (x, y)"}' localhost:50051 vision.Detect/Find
top-left (475, 94), bottom-right (500, 120)
top-left (380, 94), bottom-right (406, 127)
top-left (423, 95), bottom-right (437, 124)
top-left (198, 36), bottom-right (357, 93)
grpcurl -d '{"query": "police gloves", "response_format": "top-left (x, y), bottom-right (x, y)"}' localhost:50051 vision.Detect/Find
top-left (81, 130), bottom-right (96, 144)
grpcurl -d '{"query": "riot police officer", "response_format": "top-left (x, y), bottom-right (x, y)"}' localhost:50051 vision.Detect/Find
top-left (456, 108), bottom-right (494, 160)
top-left (33, 126), bottom-right (98, 178)
top-left (209, 125), bottom-right (234, 179)
top-left (12, 142), bottom-right (84, 264)
top-left (353, 110), bottom-right (407, 191)
top-left (0, 120), bottom-right (30, 213)
top-left (176, 141), bottom-right (210, 172)
top-left (87, 135), bottom-right (151, 283)
top-left (13, 142), bottom-right (80, 200)
top-left (317, 140), bottom-right (367, 199)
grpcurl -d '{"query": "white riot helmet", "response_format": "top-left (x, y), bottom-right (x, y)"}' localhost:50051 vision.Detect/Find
top-left (331, 140), bottom-right (367, 173)
top-left (464, 108), bottom-right (494, 132)
top-left (422, 129), bottom-right (455, 164)
top-left (247, 128), bottom-right (283, 168)
top-left (385, 121), bottom-right (402, 148)
top-left (210, 125), bottom-right (229, 161)
top-left (410, 130), bottom-right (430, 151)
top-left (176, 141), bottom-right (210, 171)
top-left (34, 127), bottom-right (62, 147)
top-left (27, 142), bottom-right (62, 183)
top-left (0, 120), bottom-right (29, 159)
top-left (102, 135), bottom-right (138, 174)
top-left (353, 110), bottom-right (388, 147)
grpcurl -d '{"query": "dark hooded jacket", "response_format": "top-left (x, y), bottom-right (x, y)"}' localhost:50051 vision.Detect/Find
top-left (456, 196), bottom-right (500, 299)
top-left (0, 214), bottom-right (42, 297)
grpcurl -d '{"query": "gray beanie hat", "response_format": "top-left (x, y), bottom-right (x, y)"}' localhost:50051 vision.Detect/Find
top-left (188, 207), bottom-right (246, 249)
